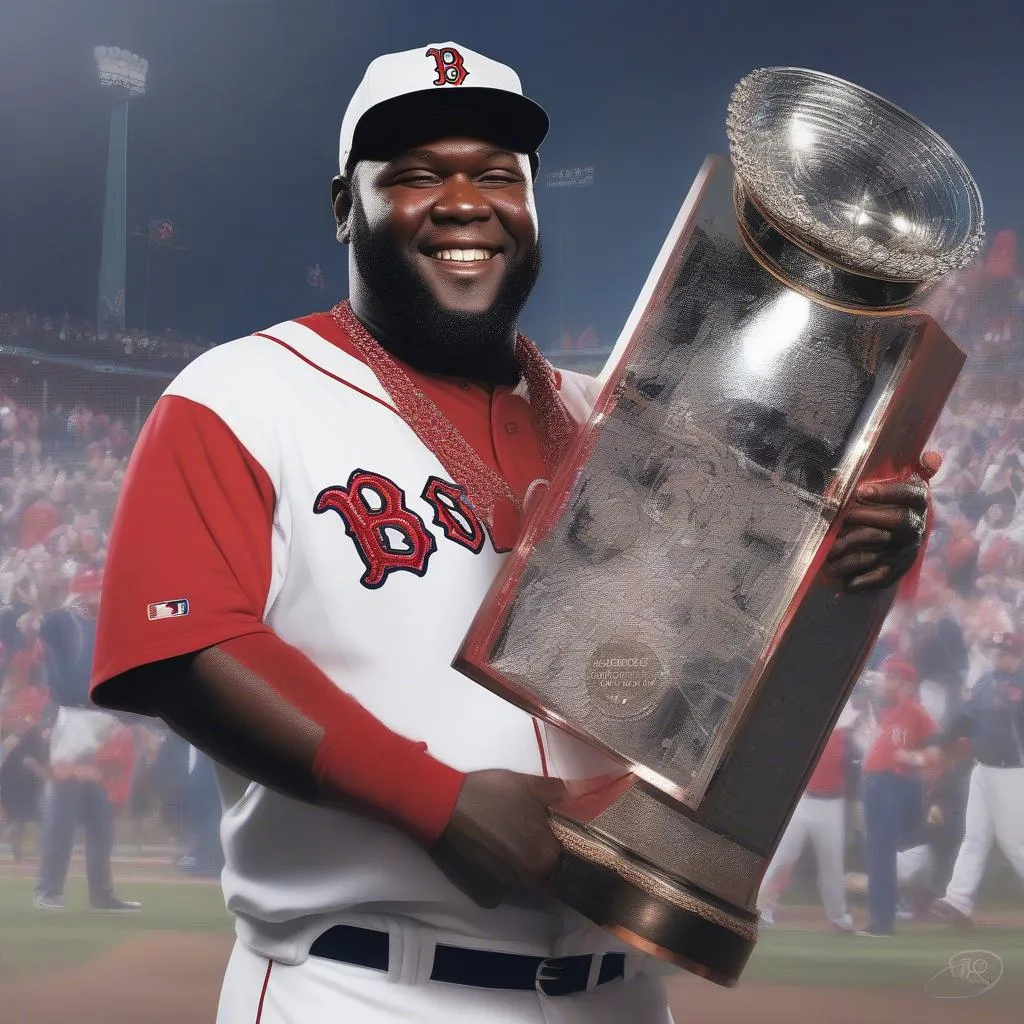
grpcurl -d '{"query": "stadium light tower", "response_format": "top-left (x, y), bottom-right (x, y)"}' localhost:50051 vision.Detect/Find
top-left (94, 46), bottom-right (148, 335)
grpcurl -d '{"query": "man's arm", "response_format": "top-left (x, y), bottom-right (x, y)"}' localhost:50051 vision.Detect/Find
top-left (130, 636), bottom-right (569, 909)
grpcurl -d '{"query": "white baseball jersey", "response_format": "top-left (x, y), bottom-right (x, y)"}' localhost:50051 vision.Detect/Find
top-left (91, 311), bottom-right (628, 964)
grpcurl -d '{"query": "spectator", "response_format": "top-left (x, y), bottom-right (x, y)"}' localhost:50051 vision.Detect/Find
top-left (0, 702), bottom-right (50, 860)
top-left (858, 657), bottom-right (942, 937)
top-left (32, 570), bottom-right (142, 912)
top-left (758, 711), bottom-right (858, 932)
top-left (931, 631), bottom-right (1024, 927)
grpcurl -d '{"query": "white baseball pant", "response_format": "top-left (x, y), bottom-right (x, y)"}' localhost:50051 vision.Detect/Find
top-left (216, 936), bottom-right (675, 1024)
top-left (758, 794), bottom-right (852, 928)
top-left (943, 764), bottom-right (1024, 916)
top-left (896, 843), bottom-right (933, 887)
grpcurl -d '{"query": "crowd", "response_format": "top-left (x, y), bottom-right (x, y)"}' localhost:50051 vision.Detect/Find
top-left (0, 386), bottom-right (223, 904)
top-left (0, 309), bottom-right (213, 367)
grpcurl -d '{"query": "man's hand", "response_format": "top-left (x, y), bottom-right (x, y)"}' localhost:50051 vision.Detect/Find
top-left (825, 451), bottom-right (941, 592)
top-left (428, 769), bottom-right (568, 909)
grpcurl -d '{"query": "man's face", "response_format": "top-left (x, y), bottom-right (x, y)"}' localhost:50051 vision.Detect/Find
top-left (340, 137), bottom-right (542, 369)
top-left (880, 672), bottom-right (910, 704)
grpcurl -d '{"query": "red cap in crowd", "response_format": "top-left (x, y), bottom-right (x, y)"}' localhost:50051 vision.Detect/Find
top-left (881, 655), bottom-right (918, 684)
top-left (988, 631), bottom-right (1024, 657)
top-left (69, 568), bottom-right (103, 596)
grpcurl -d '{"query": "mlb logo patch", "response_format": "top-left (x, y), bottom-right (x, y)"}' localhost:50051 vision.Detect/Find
top-left (147, 598), bottom-right (190, 621)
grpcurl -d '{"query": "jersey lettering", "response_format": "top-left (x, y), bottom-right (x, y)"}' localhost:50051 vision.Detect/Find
top-left (315, 470), bottom-right (436, 590)
top-left (425, 46), bottom-right (469, 87)
top-left (422, 476), bottom-right (485, 553)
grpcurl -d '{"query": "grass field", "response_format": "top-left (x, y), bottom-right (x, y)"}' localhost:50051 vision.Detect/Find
top-left (1, 869), bottom-right (1022, 988)
top-left (0, 873), bottom-right (231, 979)
top-left (743, 925), bottom-right (1024, 1002)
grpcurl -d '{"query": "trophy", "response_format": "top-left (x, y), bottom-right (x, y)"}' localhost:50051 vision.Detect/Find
top-left (455, 67), bottom-right (982, 986)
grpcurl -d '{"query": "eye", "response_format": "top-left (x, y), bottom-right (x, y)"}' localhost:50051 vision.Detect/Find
top-left (478, 170), bottom-right (523, 186)
top-left (391, 170), bottom-right (442, 187)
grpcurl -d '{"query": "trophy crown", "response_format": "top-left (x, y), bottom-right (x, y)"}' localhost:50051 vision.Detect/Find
top-left (726, 67), bottom-right (984, 285)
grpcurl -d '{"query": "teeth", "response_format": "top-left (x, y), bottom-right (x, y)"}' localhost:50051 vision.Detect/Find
top-left (431, 249), bottom-right (495, 262)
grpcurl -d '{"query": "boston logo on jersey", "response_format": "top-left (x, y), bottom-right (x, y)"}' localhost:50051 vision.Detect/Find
top-left (315, 469), bottom-right (487, 590)
top-left (148, 598), bottom-right (190, 620)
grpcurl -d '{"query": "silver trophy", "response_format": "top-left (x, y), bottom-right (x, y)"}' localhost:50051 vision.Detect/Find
top-left (456, 68), bottom-right (981, 985)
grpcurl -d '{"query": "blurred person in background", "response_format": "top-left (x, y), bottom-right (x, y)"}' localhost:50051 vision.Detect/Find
top-left (858, 656), bottom-right (941, 936)
top-left (757, 707), bottom-right (858, 932)
top-left (177, 744), bottom-right (225, 879)
top-left (931, 630), bottom-right (1024, 928)
top-left (33, 568), bottom-right (141, 912)
top-left (906, 571), bottom-right (969, 728)
top-left (0, 700), bottom-right (51, 860)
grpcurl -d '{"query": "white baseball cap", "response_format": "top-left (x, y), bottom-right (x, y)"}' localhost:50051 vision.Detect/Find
top-left (338, 42), bottom-right (549, 175)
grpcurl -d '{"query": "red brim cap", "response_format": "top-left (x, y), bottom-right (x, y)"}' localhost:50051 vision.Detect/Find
top-left (881, 656), bottom-right (918, 683)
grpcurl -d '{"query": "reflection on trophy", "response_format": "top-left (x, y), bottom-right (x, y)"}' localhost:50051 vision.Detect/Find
top-left (455, 68), bottom-right (983, 985)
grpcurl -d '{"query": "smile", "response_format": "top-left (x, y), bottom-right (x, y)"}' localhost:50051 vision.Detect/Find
top-left (426, 248), bottom-right (499, 263)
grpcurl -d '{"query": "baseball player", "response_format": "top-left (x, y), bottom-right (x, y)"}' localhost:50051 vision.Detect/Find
top-left (89, 42), bottom-right (935, 1023)
top-left (858, 656), bottom-right (941, 936)
top-left (757, 709), bottom-right (857, 932)
top-left (931, 630), bottom-right (1024, 927)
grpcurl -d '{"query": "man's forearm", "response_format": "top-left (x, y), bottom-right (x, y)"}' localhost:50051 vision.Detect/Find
top-left (133, 633), bottom-right (464, 845)
top-left (140, 645), bottom-right (326, 804)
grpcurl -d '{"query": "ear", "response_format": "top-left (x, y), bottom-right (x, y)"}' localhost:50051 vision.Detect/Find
top-left (332, 174), bottom-right (352, 245)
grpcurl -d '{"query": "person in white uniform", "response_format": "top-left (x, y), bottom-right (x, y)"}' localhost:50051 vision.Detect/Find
top-left (931, 630), bottom-right (1024, 927)
top-left (758, 711), bottom-right (856, 932)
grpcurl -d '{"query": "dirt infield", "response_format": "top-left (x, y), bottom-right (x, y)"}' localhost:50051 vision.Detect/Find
top-left (2, 931), bottom-right (1016, 1024)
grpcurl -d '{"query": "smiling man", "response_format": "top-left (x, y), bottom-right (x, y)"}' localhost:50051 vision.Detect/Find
top-left (89, 42), bottom-right (934, 1024)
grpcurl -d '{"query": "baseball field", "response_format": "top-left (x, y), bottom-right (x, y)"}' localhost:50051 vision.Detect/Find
top-left (1, 856), bottom-right (1021, 1024)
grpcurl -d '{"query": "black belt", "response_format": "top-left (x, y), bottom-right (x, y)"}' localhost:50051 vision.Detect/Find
top-left (308, 924), bottom-right (626, 997)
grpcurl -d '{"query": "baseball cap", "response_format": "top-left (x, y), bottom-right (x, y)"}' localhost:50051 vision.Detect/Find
top-left (880, 655), bottom-right (918, 684)
top-left (68, 567), bottom-right (103, 597)
top-left (338, 42), bottom-right (549, 175)
top-left (988, 631), bottom-right (1024, 656)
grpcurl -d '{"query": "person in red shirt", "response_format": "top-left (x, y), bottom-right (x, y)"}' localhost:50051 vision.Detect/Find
top-left (859, 656), bottom-right (941, 935)
top-left (758, 711), bottom-right (857, 931)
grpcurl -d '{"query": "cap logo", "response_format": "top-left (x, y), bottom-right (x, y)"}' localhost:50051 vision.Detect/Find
top-left (425, 46), bottom-right (469, 87)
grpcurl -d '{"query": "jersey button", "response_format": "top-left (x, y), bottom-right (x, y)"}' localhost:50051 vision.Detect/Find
top-left (504, 422), bottom-right (518, 435)
top-left (458, 381), bottom-right (472, 390)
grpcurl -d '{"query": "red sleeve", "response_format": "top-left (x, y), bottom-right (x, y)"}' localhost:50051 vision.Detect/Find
top-left (91, 394), bottom-right (464, 843)
top-left (91, 395), bottom-right (275, 713)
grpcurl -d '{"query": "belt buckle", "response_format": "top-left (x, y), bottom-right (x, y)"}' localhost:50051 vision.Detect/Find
top-left (535, 954), bottom-right (593, 997)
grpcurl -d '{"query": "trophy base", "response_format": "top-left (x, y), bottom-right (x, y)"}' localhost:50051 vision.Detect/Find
top-left (549, 817), bottom-right (757, 987)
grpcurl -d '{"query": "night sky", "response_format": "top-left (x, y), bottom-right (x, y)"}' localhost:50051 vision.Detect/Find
top-left (0, 0), bottom-right (1020, 349)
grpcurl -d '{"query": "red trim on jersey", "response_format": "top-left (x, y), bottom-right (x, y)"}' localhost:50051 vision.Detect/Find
top-left (254, 959), bottom-right (273, 1024)
top-left (533, 720), bottom-right (549, 777)
top-left (223, 632), bottom-right (464, 846)
top-left (253, 331), bottom-right (397, 418)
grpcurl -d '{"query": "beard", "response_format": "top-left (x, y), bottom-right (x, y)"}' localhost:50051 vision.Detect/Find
top-left (348, 202), bottom-right (542, 382)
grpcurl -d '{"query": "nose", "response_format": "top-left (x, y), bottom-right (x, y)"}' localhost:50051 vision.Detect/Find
top-left (430, 174), bottom-right (491, 223)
